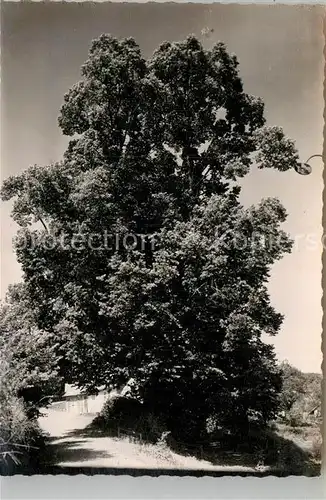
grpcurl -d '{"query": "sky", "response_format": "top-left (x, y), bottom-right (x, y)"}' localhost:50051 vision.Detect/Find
top-left (1, 3), bottom-right (324, 372)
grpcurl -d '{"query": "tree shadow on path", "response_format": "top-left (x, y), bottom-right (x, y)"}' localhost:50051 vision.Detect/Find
top-left (48, 421), bottom-right (321, 477)
top-left (48, 437), bottom-right (113, 465)
top-left (173, 430), bottom-right (321, 477)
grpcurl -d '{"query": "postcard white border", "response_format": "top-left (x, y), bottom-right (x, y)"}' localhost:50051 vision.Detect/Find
top-left (0, 0), bottom-right (325, 498)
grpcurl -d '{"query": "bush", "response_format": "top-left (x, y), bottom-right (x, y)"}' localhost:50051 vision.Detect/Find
top-left (310, 433), bottom-right (322, 461)
top-left (0, 391), bottom-right (44, 474)
top-left (93, 395), bottom-right (166, 443)
top-left (0, 350), bottom-right (45, 474)
top-left (288, 406), bottom-right (305, 427)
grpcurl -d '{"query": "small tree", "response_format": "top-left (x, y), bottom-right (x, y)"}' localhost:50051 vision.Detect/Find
top-left (279, 361), bottom-right (322, 426)
top-left (0, 284), bottom-right (62, 469)
top-left (1, 35), bottom-right (299, 440)
top-left (0, 284), bottom-right (62, 418)
top-left (279, 361), bottom-right (306, 414)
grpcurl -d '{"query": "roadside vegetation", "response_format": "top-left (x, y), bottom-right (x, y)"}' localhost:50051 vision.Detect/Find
top-left (0, 285), bottom-right (63, 474)
top-left (84, 369), bottom-right (321, 476)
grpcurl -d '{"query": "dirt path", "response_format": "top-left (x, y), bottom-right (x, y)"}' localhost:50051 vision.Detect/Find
top-left (38, 408), bottom-right (260, 473)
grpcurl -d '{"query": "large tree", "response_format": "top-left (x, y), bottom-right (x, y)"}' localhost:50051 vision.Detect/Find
top-left (1, 35), bottom-right (299, 440)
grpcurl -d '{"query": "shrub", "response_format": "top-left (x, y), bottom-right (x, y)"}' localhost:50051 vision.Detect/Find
top-left (310, 433), bottom-right (322, 461)
top-left (288, 406), bottom-right (305, 427)
top-left (0, 346), bottom-right (45, 473)
top-left (0, 391), bottom-right (44, 474)
top-left (93, 395), bottom-right (166, 443)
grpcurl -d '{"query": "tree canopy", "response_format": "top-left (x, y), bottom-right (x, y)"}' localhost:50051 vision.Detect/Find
top-left (1, 35), bottom-right (300, 440)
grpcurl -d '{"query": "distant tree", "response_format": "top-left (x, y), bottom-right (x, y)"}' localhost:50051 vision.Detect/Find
top-left (1, 35), bottom-right (300, 440)
top-left (302, 372), bottom-right (322, 412)
top-left (279, 361), bottom-right (306, 413)
top-left (279, 361), bottom-right (322, 426)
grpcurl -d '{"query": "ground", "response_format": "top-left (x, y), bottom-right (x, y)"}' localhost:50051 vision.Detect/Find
top-left (36, 397), bottom-right (321, 477)
top-left (38, 407), bottom-right (261, 473)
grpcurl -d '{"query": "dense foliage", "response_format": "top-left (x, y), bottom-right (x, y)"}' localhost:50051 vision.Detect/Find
top-left (0, 284), bottom-right (63, 470)
top-left (0, 353), bottom-right (42, 472)
top-left (279, 361), bottom-right (322, 426)
top-left (1, 35), bottom-right (300, 440)
top-left (0, 283), bottom-right (63, 417)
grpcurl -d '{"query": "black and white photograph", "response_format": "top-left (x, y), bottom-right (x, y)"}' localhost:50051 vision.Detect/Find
top-left (0, 2), bottom-right (324, 478)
